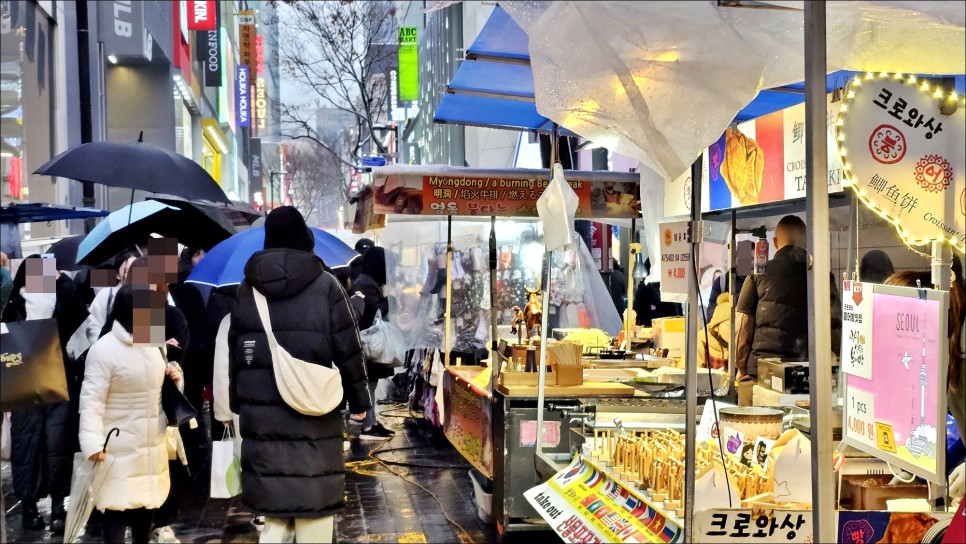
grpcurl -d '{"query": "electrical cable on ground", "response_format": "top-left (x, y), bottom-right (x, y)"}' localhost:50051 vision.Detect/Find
top-left (367, 438), bottom-right (477, 544)
top-left (691, 252), bottom-right (735, 506)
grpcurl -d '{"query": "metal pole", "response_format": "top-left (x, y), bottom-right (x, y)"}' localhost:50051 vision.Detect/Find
top-left (729, 210), bottom-right (738, 396)
top-left (490, 216), bottom-right (500, 389)
top-left (683, 157), bottom-right (703, 538)
top-left (625, 218), bottom-right (637, 343)
top-left (445, 215), bottom-right (454, 364)
top-left (804, 3), bottom-right (835, 543)
top-left (535, 249), bottom-right (553, 452)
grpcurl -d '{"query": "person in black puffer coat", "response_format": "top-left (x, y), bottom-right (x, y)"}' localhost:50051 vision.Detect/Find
top-left (226, 207), bottom-right (370, 542)
top-left (352, 247), bottom-right (397, 440)
top-left (734, 216), bottom-right (842, 405)
top-left (2, 256), bottom-right (90, 534)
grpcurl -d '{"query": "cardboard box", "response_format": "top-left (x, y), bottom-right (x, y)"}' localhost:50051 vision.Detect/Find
top-left (757, 359), bottom-right (809, 394)
top-left (652, 317), bottom-right (686, 361)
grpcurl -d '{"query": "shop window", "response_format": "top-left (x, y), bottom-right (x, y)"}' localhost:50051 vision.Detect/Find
top-left (1, 1), bottom-right (54, 202)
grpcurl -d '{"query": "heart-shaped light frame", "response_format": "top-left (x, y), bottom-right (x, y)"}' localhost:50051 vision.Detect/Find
top-left (836, 71), bottom-right (965, 253)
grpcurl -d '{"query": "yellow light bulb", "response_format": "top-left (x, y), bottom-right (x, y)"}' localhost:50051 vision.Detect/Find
top-left (951, 237), bottom-right (959, 246)
top-left (841, 105), bottom-right (848, 112)
top-left (853, 78), bottom-right (863, 87)
top-left (908, 75), bottom-right (918, 84)
top-left (865, 73), bottom-right (874, 80)
top-left (845, 162), bottom-right (853, 170)
top-left (933, 89), bottom-right (944, 98)
top-left (847, 91), bottom-right (856, 99)
top-left (879, 72), bottom-right (888, 78)
top-left (950, 92), bottom-right (959, 101)
top-left (894, 73), bottom-right (903, 80)
top-left (859, 188), bottom-right (867, 196)
top-left (921, 82), bottom-right (930, 91)
top-left (838, 134), bottom-right (845, 142)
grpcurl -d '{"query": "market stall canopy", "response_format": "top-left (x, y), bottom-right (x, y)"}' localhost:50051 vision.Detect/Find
top-left (0, 203), bottom-right (109, 224)
top-left (501, 0), bottom-right (966, 180)
top-left (435, 5), bottom-right (573, 134)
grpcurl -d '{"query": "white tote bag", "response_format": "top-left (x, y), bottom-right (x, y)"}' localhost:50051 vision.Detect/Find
top-left (252, 289), bottom-right (344, 416)
top-left (210, 428), bottom-right (241, 499)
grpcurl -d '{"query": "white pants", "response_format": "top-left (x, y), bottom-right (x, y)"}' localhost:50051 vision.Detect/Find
top-left (260, 516), bottom-right (334, 543)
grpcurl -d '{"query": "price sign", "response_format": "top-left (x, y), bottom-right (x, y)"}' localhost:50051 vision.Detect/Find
top-left (659, 220), bottom-right (691, 303)
top-left (841, 281), bottom-right (873, 379)
top-left (837, 73), bottom-right (965, 253)
top-left (846, 387), bottom-right (876, 447)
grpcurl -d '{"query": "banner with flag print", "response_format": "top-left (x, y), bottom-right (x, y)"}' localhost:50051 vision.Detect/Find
top-left (524, 455), bottom-right (683, 543)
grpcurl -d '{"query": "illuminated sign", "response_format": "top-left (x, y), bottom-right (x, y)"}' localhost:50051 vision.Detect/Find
top-left (838, 72), bottom-right (965, 252)
top-left (187, 1), bottom-right (216, 31)
top-left (398, 27), bottom-right (418, 101)
top-left (237, 65), bottom-right (251, 128)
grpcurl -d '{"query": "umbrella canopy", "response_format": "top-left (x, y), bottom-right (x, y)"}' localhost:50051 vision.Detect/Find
top-left (186, 226), bottom-right (359, 288)
top-left (45, 235), bottom-right (85, 271)
top-left (147, 195), bottom-right (260, 230)
top-left (77, 200), bottom-right (235, 265)
top-left (34, 133), bottom-right (231, 204)
top-left (0, 203), bottom-right (109, 224)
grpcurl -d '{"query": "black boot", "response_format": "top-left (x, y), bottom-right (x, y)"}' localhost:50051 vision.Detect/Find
top-left (20, 501), bottom-right (45, 531)
top-left (50, 496), bottom-right (67, 535)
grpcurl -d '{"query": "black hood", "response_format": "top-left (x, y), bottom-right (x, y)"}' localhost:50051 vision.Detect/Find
top-left (767, 245), bottom-right (808, 276)
top-left (244, 248), bottom-right (325, 299)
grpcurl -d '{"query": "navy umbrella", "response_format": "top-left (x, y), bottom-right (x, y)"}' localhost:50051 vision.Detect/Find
top-left (34, 133), bottom-right (230, 204)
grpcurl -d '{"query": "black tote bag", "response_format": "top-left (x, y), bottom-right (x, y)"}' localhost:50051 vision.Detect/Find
top-left (0, 318), bottom-right (69, 412)
top-left (158, 348), bottom-right (197, 427)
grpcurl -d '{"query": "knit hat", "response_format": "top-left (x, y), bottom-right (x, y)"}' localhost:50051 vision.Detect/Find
top-left (354, 238), bottom-right (375, 255)
top-left (264, 206), bottom-right (314, 253)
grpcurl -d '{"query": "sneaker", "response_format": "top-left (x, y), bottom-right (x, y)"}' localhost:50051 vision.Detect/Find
top-left (251, 516), bottom-right (266, 532)
top-left (374, 422), bottom-right (396, 436)
top-left (360, 424), bottom-right (394, 441)
top-left (150, 526), bottom-right (181, 543)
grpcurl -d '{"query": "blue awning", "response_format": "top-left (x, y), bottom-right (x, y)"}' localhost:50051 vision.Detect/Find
top-left (447, 59), bottom-right (535, 100)
top-left (435, 93), bottom-right (561, 133)
top-left (465, 5), bottom-right (529, 63)
top-left (0, 203), bottom-right (109, 224)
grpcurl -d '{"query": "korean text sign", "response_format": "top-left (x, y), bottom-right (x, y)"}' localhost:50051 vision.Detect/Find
top-left (838, 74), bottom-right (965, 253)
top-left (841, 282), bottom-right (949, 484)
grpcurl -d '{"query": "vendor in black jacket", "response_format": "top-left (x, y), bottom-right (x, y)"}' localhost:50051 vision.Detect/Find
top-left (227, 206), bottom-right (370, 538)
top-left (734, 215), bottom-right (842, 405)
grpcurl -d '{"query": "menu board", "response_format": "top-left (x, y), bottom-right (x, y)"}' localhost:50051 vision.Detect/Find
top-left (841, 282), bottom-right (949, 483)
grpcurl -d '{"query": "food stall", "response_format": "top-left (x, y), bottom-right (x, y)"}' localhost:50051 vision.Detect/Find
top-left (484, 2), bottom-right (966, 543)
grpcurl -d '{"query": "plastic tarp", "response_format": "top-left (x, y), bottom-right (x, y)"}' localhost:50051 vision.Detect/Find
top-left (501, 0), bottom-right (966, 181)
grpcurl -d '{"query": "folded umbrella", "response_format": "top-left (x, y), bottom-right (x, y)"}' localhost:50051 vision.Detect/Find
top-left (77, 200), bottom-right (235, 266)
top-left (186, 226), bottom-right (360, 288)
top-left (34, 133), bottom-right (230, 204)
top-left (64, 428), bottom-right (119, 544)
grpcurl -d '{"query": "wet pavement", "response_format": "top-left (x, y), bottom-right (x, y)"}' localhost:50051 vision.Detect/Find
top-left (2, 407), bottom-right (498, 543)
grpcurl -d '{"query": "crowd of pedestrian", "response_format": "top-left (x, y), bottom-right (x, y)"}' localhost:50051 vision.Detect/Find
top-left (0, 206), bottom-right (390, 543)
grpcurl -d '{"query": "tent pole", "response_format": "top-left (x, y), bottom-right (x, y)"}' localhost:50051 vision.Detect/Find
top-left (536, 126), bottom-right (560, 453)
top-left (683, 156), bottom-right (703, 539)
top-left (625, 218), bottom-right (637, 345)
top-left (805, 3), bottom-right (835, 543)
top-left (445, 214), bottom-right (454, 364)
top-left (489, 215), bottom-right (500, 389)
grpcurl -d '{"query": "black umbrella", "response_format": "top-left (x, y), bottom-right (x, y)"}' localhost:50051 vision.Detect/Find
top-left (34, 133), bottom-right (230, 204)
top-left (46, 235), bottom-right (85, 271)
top-left (147, 196), bottom-right (253, 233)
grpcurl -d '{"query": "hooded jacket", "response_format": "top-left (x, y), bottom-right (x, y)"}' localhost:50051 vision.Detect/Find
top-left (227, 249), bottom-right (370, 518)
top-left (736, 245), bottom-right (842, 376)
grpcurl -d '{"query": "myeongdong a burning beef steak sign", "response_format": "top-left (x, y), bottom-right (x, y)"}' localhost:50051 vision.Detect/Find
top-left (837, 73), bottom-right (965, 254)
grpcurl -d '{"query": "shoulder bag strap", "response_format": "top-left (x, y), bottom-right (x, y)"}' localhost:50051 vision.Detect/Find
top-left (251, 289), bottom-right (280, 355)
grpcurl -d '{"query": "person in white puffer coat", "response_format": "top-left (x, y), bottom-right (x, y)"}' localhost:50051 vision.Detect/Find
top-left (79, 285), bottom-right (183, 544)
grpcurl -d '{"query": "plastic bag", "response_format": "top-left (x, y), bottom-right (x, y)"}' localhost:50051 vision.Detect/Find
top-left (360, 311), bottom-right (407, 367)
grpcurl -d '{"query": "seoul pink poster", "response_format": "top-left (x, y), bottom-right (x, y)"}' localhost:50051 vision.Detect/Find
top-left (847, 292), bottom-right (942, 475)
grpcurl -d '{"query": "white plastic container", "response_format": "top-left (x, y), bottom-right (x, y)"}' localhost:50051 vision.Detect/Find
top-left (469, 469), bottom-right (494, 523)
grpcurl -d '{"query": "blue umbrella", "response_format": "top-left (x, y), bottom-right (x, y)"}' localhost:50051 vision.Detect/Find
top-left (77, 200), bottom-right (234, 265)
top-left (185, 226), bottom-right (359, 288)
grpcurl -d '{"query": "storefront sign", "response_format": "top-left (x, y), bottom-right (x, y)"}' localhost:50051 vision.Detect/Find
top-left (693, 509), bottom-right (812, 543)
top-left (442, 369), bottom-right (493, 479)
top-left (254, 77), bottom-right (267, 130)
top-left (197, 3), bottom-right (221, 88)
top-left (398, 27), bottom-right (418, 101)
top-left (837, 73), bottom-right (965, 253)
top-left (187, 0), bottom-right (216, 31)
top-left (703, 94), bottom-right (844, 212)
top-left (238, 9), bottom-right (256, 76)
top-left (250, 137), bottom-right (262, 189)
top-left (236, 65), bottom-right (251, 128)
top-left (658, 220), bottom-right (691, 303)
top-left (842, 283), bottom-right (949, 483)
top-left (840, 281), bottom-right (873, 380)
top-left (524, 455), bottom-right (683, 543)
top-left (98, 0), bottom-right (152, 61)
top-left (256, 35), bottom-right (265, 75)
